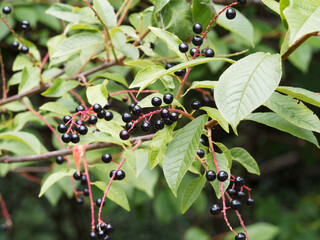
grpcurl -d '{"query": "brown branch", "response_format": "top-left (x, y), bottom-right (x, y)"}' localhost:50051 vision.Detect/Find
top-left (0, 50), bottom-right (7, 99)
top-left (117, 0), bottom-right (134, 27)
top-left (0, 134), bottom-right (155, 163)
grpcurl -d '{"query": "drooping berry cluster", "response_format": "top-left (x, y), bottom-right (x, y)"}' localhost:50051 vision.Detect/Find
top-left (89, 223), bottom-right (114, 240)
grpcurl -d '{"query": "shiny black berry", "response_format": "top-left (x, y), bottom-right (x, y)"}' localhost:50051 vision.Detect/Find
top-left (193, 23), bottom-right (202, 34)
top-left (192, 36), bottom-right (203, 46)
top-left (151, 97), bottom-right (162, 107)
top-left (227, 188), bottom-right (237, 197)
top-left (190, 48), bottom-right (199, 57)
top-left (155, 120), bottom-right (164, 130)
top-left (179, 43), bottom-right (189, 53)
top-left (116, 170), bottom-right (125, 180)
top-left (217, 171), bottom-right (228, 182)
top-left (247, 198), bottom-right (255, 206)
top-left (231, 199), bottom-right (242, 210)
top-left (81, 175), bottom-right (87, 185)
top-left (174, 69), bottom-right (186, 76)
top-left (132, 105), bottom-right (142, 115)
top-left (58, 124), bottom-right (67, 133)
top-left (128, 103), bottom-right (135, 111)
top-left (78, 125), bottom-right (88, 135)
top-left (204, 48), bottom-right (215, 57)
top-left (21, 24), bottom-right (29, 31)
top-left (200, 134), bottom-right (209, 146)
top-left (191, 100), bottom-right (201, 110)
top-left (104, 102), bottom-right (111, 110)
top-left (89, 115), bottom-right (98, 124)
top-left (61, 133), bottom-right (71, 143)
top-left (21, 46), bottom-right (29, 54)
top-left (110, 170), bottom-right (116, 178)
top-left (141, 121), bottom-right (151, 132)
top-left (89, 231), bottom-right (98, 240)
top-left (63, 115), bottom-right (72, 124)
top-left (12, 41), bottom-right (19, 48)
top-left (160, 109), bottom-right (170, 118)
top-left (119, 130), bottom-right (130, 140)
top-left (163, 93), bottom-right (174, 104)
top-left (102, 153), bottom-right (112, 163)
top-left (98, 230), bottom-right (106, 238)
top-left (73, 171), bottom-right (82, 180)
top-left (169, 112), bottom-right (178, 122)
top-left (234, 176), bottom-right (244, 187)
top-left (2, 6), bottom-right (12, 14)
top-left (93, 103), bottom-right (102, 113)
top-left (125, 122), bottom-right (135, 131)
top-left (76, 105), bottom-right (85, 112)
top-left (165, 63), bottom-right (175, 69)
top-left (197, 149), bottom-right (205, 158)
top-left (97, 110), bottom-right (106, 119)
top-left (235, 233), bottom-right (246, 240)
top-left (105, 224), bottom-right (115, 234)
top-left (210, 204), bottom-right (221, 215)
top-left (237, 191), bottom-right (245, 199)
top-left (104, 111), bottom-right (113, 121)
top-left (164, 118), bottom-right (173, 125)
top-left (226, 8), bottom-right (236, 19)
top-left (122, 113), bottom-right (132, 123)
top-left (21, 20), bottom-right (30, 29)
top-left (71, 133), bottom-right (80, 143)
top-left (56, 156), bottom-right (64, 164)
top-left (96, 198), bottom-right (105, 207)
top-left (84, 188), bottom-right (89, 196)
top-left (206, 170), bottom-right (216, 181)
top-left (237, 0), bottom-right (247, 5)
top-left (77, 197), bottom-right (84, 205)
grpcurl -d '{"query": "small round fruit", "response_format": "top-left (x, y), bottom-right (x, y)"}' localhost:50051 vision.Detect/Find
top-left (165, 63), bottom-right (175, 69)
top-left (155, 120), bottom-right (164, 130)
top-left (110, 170), bottom-right (116, 178)
top-left (56, 156), bottom-right (64, 164)
top-left (151, 97), bottom-right (162, 107)
top-left (235, 232), bottom-right (246, 240)
top-left (116, 170), bottom-right (125, 180)
top-left (164, 118), bottom-right (173, 125)
top-left (193, 23), bottom-right (203, 34)
top-left (84, 188), bottom-right (89, 196)
top-left (105, 224), bottom-right (115, 234)
top-left (81, 175), bottom-right (87, 185)
top-left (21, 24), bottom-right (28, 30)
top-left (237, 191), bottom-right (245, 199)
top-left (63, 115), bottom-right (72, 124)
top-left (192, 36), bottom-right (203, 46)
top-left (191, 100), bottom-right (201, 110)
top-left (119, 130), bottom-right (130, 140)
top-left (89, 231), bottom-right (98, 240)
top-left (20, 46), bottom-right (29, 54)
top-left (92, 103), bottom-right (102, 113)
top-left (226, 8), bottom-right (236, 19)
top-left (103, 236), bottom-right (110, 240)
top-left (227, 188), bottom-right (237, 197)
top-left (168, 112), bottom-right (178, 122)
top-left (190, 48), bottom-right (198, 57)
top-left (206, 170), bottom-right (216, 181)
top-left (61, 133), bottom-right (71, 143)
top-left (160, 109), bottom-right (170, 118)
top-left (89, 115), bottom-right (98, 124)
top-left (247, 198), bottom-right (255, 206)
top-left (174, 69), bottom-right (186, 76)
top-left (204, 48), bottom-right (215, 57)
top-left (237, 0), bottom-right (247, 5)
top-left (57, 124), bottom-right (67, 133)
top-left (231, 199), bottom-right (242, 210)
top-left (197, 149), bottom-right (205, 158)
top-left (71, 134), bottom-right (80, 143)
top-left (125, 122), bottom-right (135, 131)
top-left (73, 171), bottom-right (82, 180)
top-left (210, 204), bottom-right (221, 215)
top-left (141, 121), bottom-right (151, 132)
top-left (163, 93), bottom-right (174, 104)
top-left (96, 198), bottom-right (105, 207)
top-left (132, 105), bottom-right (142, 115)
top-left (12, 41), bottom-right (19, 49)
top-left (217, 171), bottom-right (228, 182)
top-left (104, 111), bottom-right (113, 121)
top-left (77, 197), bottom-right (84, 205)
top-left (234, 176), bottom-right (245, 187)
top-left (2, 6), bottom-right (12, 15)
top-left (200, 134), bottom-right (209, 146)
top-left (76, 105), bottom-right (85, 112)
top-left (102, 153), bottom-right (112, 163)
top-left (128, 103), bottom-right (135, 111)
top-left (78, 125), bottom-right (88, 135)
top-left (104, 102), bottom-right (111, 110)
top-left (97, 110), bottom-right (106, 119)
top-left (122, 113), bottom-right (132, 123)
top-left (21, 20), bottom-right (30, 28)
top-left (122, 96), bottom-right (128, 102)
top-left (179, 43), bottom-right (189, 53)
top-left (98, 230), bottom-right (106, 238)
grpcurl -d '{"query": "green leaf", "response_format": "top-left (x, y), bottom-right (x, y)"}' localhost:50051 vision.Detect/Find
top-left (0, 131), bottom-right (41, 154)
top-left (163, 115), bottom-right (208, 196)
top-left (287, 42), bottom-right (313, 73)
top-left (90, 72), bottom-right (128, 87)
top-left (93, 181), bottom-right (130, 211)
top-left (18, 67), bottom-right (41, 94)
top-left (261, 0), bottom-right (280, 14)
top-left (52, 32), bottom-right (103, 58)
top-left (42, 78), bottom-right (80, 97)
top-left (182, 80), bottom-right (217, 96)
top-left (225, 223), bottom-right (280, 240)
top-left (230, 147), bottom-right (260, 175)
top-left (185, 227), bottom-right (210, 240)
top-left (149, 26), bottom-right (186, 60)
top-left (86, 83), bottom-right (109, 106)
top-left (39, 168), bottom-right (75, 197)
top-left (12, 55), bottom-right (33, 71)
top-left (125, 149), bottom-right (149, 177)
top-left (40, 102), bottom-right (71, 116)
top-left (132, 167), bottom-right (159, 198)
top-left (130, 58), bottom-right (234, 92)
top-left (265, 92), bottom-right (320, 133)
top-left (125, 60), bottom-right (156, 69)
top-left (181, 175), bottom-right (206, 214)
top-left (207, 153), bottom-right (230, 198)
top-left (192, 0), bottom-right (216, 29)
top-left (277, 86), bottom-right (320, 108)
top-left (93, 0), bottom-right (116, 28)
top-left (201, 107), bottom-right (229, 133)
top-left (215, 52), bottom-right (282, 129)
top-left (214, 4), bottom-right (254, 46)
top-left (214, 142), bottom-right (233, 168)
top-left (149, 124), bottom-right (176, 169)
top-left (96, 120), bottom-right (130, 146)
top-left (283, 0), bottom-right (320, 47)
top-left (246, 112), bottom-right (319, 147)
top-left (78, 132), bottom-right (120, 145)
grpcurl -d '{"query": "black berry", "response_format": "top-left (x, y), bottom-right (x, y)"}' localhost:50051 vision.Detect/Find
top-left (2, 6), bottom-right (12, 15)
top-left (58, 124), bottom-right (67, 133)
top-left (89, 115), bottom-right (98, 124)
top-left (110, 170), bottom-right (116, 178)
top-left (93, 103), bottom-right (102, 113)
top-left (128, 103), bottom-right (135, 111)
top-left (73, 171), bottom-right (82, 180)
top-left (21, 46), bottom-right (29, 54)
top-left (190, 48), bottom-right (199, 57)
top-left (226, 8), bottom-right (236, 19)
top-left (204, 48), bottom-right (215, 57)
top-left (179, 43), bottom-right (189, 53)
top-left (193, 23), bottom-right (203, 34)
top-left (234, 176), bottom-right (244, 187)
top-left (56, 156), bottom-right (64, 164)
top-left (12, 41), bottom-right (19, 49)
top-left (231, 199), bottom-right (242, 210)
top-left (81, 175), bottom-right (87, 185)
top-left (104, 102), bottom-right (111, 110)
top-left (132, 105), bottom-right (142, 115)
top-left (102, 153), bottom-right (112, 163)
top-left (141, 121), bottom-right (151, 132)
top-left (206, 170), bottom-right (216, 181)
top-left (197, 149), bottom-right (205, 158)
top-left (119, 130), bottom-right (130, 140)
top-left (174, 69), bottom-right (186, 76)
top-left (200, 134), bottom-right (209, 146)
top-left (96, 198), bottom-right (105, 207)
top-left (104, 111), bottom-right (113, 121)
top-left (78, 125), bottom-right (88, 135)
top-left (155, 120), bottom-right (164, 130)
top-left (227, 188), bottom-right (237, 197)
top-left (116, 170), bottom-right (125, 180)
top-left (247, 198), bottom-right (255, 206)
top-left (165, 63), bottom-right (175, 69)
top-left (164, 118), bottom-right (173, 125)
top-left (191, 100), bottom-right (201, 110)
top-left (98, 230), bottom-right (106, 238)
top-left (77, 197), bottom-right (84, 205)
top-left (125, 122), bottom-right (135, 131)
top-left (192, 36), bottom-right (203, 46)
top-left (122, 113), bottom-right (132, 123)
top-left (84, 188), bottom-right (89, 196)
top-left (89, 232), bottom-right (98, 240)
top-left (71, 133), bottom-right (80, 143)
top-left (169, 112), bottom-right (178, 122)
top-left (76, 105), bottom-right (85, 112)
top-left (163, 93), bottom-right (174, 104)
top-left (235, 233), bottom-right (246, 240)
top-left (151, 97), bottom-right (162, 107)
top-left (237, 191), bottom-right (245, 199)
top-left (63, 115), bottom-right (72, 124)
top-left (21, 20), bottom-right (30, 29)
top-left (160, 109), bottom-right (170, 118)
top-left (97, 110), bottom-right (106, 119)
top-left (105, 224), bottom-right (115, 234)
top-left (210, 204), bottom-right (221, 215)
top-left (217, 171), bottom-right (228, 182)
top-left (61, 133), bottom-right (71, 143)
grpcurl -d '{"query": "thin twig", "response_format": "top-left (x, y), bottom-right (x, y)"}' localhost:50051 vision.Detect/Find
top-left (117, 0), bottom-right (134, 27)
top-left (0, 50), bottom-right (7, 99)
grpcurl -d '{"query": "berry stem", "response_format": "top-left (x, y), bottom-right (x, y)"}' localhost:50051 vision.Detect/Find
top-left (0, 50), bottom-right (7, 99)
top-left (109, 89), bottom-right (158, 97)
top-left (0, 192), bottom-right (12, 228)
top-left (69, 90), bottom-right (87, 108)
top-left (39, 52), bottom-right (49, 72)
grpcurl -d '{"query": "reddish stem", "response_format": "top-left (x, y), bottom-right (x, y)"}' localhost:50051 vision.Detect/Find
top-left (109, 90), bottom-right (158, 97)
top-left (69, 90), bottom-right (87, 108)
top-left (39, 52), bottom-right (49, 71)
top-left (0, 50), bottom-right (6, 99)
top-left (0, 193), bottom-right (12, 227)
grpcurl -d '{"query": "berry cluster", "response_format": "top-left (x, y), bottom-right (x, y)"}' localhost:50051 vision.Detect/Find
top-left (89, 223), bottom-right (114, 240)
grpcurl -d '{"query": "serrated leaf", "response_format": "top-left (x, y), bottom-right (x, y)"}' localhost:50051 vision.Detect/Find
top-left (93, 181), bottom-right (130, 211)
top-left (163, 115), bottom-right (208, 196)
top-left (261, 0), bottom-right (280, 14)
top-left (42, 78), bottom-right (80, 97)
top-left (181, 175), bottom-right (206, 214)
top-left (40, 102), bottom-right (71, 116)
top-left (230, 147), bottom-right (260, 175)
top-left (39, 168), bottom-right (75, 197)
top-left (214, 4), bottom-right (254, 46)
top-left (0, 131), bottom-right (41, 154)
top-left (265, 92), bottom-right (320, 133)
top-left (215, 52), bottom-right (282, 129)
top-left (93, 0), bottom-right (116, 28)
top-left (246, 112), bottom-right (319, 147)
top-left (18, 67), bottom-right (41, 94)
top-left (125, 149), bottom-right (149, 177)
top-left (149, 124), bottom-right (176, 169)
top-left (277, 86), bottom-right (320, 108)
top-left (201, 107), bottom-right (229, 133)
top-left (86, 83), bottom-right (109, 106)
top-left (182, 80), bottom-right (217, 97)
